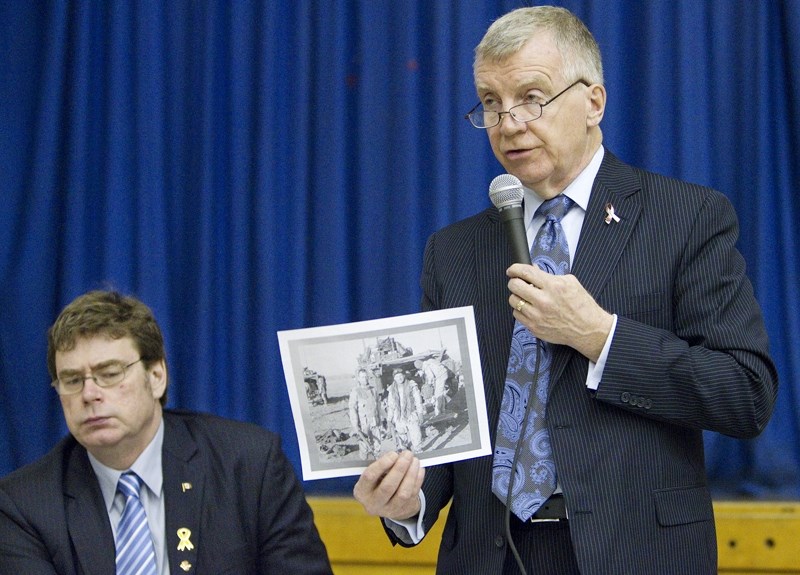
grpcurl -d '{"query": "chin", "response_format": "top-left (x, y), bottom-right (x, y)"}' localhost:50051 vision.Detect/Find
top-left (79, 429), bottom-right (123, 450)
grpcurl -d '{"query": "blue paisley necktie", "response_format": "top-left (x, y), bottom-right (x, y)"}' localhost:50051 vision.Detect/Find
top-left (492, 194), bottom-right (575, 521)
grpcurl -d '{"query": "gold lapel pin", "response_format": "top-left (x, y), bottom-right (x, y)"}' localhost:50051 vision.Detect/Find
top-left (604, 202), bottom-right (620, 224)
top-left (180, 560), bottom-right (192, 572)
top-left (177, 527), bottom-right (194, 552)
top-left (181, 482), bottom-right (192, 492)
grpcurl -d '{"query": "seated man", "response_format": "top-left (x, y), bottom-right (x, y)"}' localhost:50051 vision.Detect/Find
top-left (0, 289), bottom-right (332, 574)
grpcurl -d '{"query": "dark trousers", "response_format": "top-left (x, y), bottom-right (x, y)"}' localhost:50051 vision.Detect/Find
top-left (502, 520), bottom-right (581, 575)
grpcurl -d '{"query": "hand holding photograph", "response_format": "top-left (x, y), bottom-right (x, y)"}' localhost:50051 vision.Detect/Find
top-left (277, 307), bottom-right (490, 480)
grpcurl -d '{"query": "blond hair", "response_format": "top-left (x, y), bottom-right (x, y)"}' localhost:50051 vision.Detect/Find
top-left (474, 6), bottom-right (604, 86)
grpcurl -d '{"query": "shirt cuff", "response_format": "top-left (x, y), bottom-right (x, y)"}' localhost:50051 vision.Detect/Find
top-left (382, 491), bottom-right (427, 545)
top-left (586, 314), bottom-right (618, 391)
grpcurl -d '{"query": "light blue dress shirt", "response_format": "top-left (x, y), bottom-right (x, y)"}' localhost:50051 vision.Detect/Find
top-left (88, 418), bottom-right (169, 575)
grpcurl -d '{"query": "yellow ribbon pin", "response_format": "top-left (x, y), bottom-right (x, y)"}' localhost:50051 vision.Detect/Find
top-left (177, 528), bottom-right (194, 552)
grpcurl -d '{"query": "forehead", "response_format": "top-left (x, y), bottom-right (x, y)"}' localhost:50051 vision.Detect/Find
top-left (475, 33), bottom-right (563, 93)
top-left (55, 335), bottom-right (138, 371)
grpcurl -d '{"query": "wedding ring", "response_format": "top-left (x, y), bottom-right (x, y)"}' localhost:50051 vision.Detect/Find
top-left (515, 299), bottom-right (528, 312)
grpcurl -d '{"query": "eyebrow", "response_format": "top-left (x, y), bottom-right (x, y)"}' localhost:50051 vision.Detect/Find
top-left (477, 78), bottom-right (553, 99)
top-left (57, 359), bottom-right (125, 377)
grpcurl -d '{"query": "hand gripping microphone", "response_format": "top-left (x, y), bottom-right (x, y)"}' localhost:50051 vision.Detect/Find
top-left (488, 174), bottom-right (531, 264)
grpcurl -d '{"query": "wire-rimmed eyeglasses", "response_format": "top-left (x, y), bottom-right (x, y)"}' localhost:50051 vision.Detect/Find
top-left (464, 79), bottom-right (590, 129)
top-left (51, 358), bottom-right (143, 395)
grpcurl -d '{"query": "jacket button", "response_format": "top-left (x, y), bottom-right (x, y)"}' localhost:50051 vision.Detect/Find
top-left (495, 535), bottom-right (505, 548)
top-left (621, 392), bottom-right (631, 403)
top-left (644, 399), bottom-right (653, 410)
top-left (636, 397), bottom-right (645, 407)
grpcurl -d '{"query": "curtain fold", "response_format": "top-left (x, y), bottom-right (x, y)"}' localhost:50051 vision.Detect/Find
top-left (1, 0), bottom-right (798, 496)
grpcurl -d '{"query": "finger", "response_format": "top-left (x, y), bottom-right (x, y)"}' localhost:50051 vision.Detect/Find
top-left (385, 456), bottom-right (425, 521)
top-left (522, 266), bottom-right (549, 287)
top-left (506, 263), bottom-right (534, 280)
top-left (511, 295), bottom-right (528, 313)
top-left (354, 451), bottom-right (399, 499)
top-left (394, 455), bottom-right (423, 500)
top-left (364, 450), bottom-right (401, 483)
top-left (373, 450), bottom-right (415, 501)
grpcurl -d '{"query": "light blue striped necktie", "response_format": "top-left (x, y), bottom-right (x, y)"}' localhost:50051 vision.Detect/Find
top-left (115, 471), bottom-right (158, 575)
top-left (492, 194), bottom-right (575, 521)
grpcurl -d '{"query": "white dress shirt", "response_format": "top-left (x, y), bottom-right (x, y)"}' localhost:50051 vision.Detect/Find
top-left (522, 145), bottom-right (617, 390)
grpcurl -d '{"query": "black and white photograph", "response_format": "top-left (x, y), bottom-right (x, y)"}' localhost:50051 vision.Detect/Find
top-left (278, 306), bottom-right (490, 480)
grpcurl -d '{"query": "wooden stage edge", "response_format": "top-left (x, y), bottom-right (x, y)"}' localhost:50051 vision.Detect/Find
top-left (308, 497), bottom-right (800, 575)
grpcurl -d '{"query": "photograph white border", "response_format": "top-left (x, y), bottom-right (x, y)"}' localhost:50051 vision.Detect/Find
top-left (277, 306), bottom-right (490, 480)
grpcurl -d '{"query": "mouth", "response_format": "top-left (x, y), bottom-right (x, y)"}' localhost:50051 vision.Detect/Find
top-left (83, 416), bottom-right (111, 427)
top-left (503, 146), bottom-right (533, 160)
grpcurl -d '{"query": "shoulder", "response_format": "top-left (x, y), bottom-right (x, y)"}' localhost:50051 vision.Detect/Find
top-left (0, 435), bottom-right (79, 502)
top-left (163, 409), bottom-right (280, 455)
top-left (423, 207), bottom-right (500, 274)
top-left (160, 410), bottom-right (301, 491)
top-left (602, 150), bottom-right (732, 213)
top-left (427, 207), bottom-right (496, 245)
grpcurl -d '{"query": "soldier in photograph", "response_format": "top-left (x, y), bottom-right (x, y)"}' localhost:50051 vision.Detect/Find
top-left (348, 368), bottom-right (382, 459)
top-left (385, 368), bottom-right (425, 451)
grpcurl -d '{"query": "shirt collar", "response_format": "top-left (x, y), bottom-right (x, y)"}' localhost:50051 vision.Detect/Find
top-left (523, 145), bottom-right (605, 226)
top-left (89, 418), bottom-right (165, 513)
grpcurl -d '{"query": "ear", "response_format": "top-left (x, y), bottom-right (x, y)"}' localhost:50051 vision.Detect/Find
top-left (586, 83), bottom-right (606, 127)
top-left (148, 359), bottom-right (168, 400)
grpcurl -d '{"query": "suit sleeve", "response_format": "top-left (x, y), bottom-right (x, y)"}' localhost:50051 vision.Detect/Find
top-left (596, 188), bottom-right (778, 438)
top-left (0, 486), bottom-right (61, 575)
top-left (255, 435), bottom-right (332, 574)
top-left (418, 232), bottom-right (458, 536)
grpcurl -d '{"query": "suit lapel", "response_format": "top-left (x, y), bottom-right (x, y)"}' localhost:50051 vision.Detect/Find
top-left (64, 447), bottom-right (117, 575)
top-left (475, 210), bottom-right (516, 427)
top-left (162, 414), bottom-right (202, 574)
top-left (571, 151), bottom-right (642, 295)
top-left (550, 151), bottom-right (642, 384)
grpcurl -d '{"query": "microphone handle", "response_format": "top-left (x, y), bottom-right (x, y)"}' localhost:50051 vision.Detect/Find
top-left (498, 205), bottom-right (532, 265)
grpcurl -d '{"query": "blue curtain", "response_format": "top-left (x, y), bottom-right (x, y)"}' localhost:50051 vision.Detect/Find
top-left (1, 0), bottom-right (798, 497)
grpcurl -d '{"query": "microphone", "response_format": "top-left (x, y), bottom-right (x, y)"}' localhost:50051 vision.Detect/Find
top-left (489, 174), bottom-right (531, 265)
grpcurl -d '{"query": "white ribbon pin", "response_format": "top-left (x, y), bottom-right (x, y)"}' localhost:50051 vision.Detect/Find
top-left (604, 202), bottom-right (620, 224)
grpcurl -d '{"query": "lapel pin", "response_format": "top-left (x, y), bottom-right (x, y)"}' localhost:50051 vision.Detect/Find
top-left (181, 482), bottom-right (192, 492)
top-left (604, 202), bottom-right (620, 224)
top-left (177, 527), bottom-right (195, 552)
top-left (180, 560), bottom-right (192, 572)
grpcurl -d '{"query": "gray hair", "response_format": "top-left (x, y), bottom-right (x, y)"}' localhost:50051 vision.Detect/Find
top-left (474, 6), bottom-right (604, 86)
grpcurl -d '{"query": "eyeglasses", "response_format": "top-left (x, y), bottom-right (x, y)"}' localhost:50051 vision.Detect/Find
top-left (52, 358), bottom-right (143, 395)
top-left (464, 79), bottom-right (590, 129)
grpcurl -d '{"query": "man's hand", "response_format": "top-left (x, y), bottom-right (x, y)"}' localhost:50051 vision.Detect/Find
top-left (507, 263), bottom-right (613, 362)
top-left (353, 450), bottom-right (424, 521)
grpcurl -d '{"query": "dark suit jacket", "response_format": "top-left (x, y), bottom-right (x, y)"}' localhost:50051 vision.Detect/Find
top-left (0, 410), bottom-right (332, 574)
top-left (395, 151), bottom-right (778, 574)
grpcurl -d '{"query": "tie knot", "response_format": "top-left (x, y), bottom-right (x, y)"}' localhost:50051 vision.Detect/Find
top-left (536, 195), bottom-right (574, 223)
top-left (117, 471), bottom-right (143, 499)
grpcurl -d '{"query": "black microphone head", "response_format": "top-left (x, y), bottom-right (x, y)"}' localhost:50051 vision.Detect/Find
top-left (488, 174), bottom-right (524, 210)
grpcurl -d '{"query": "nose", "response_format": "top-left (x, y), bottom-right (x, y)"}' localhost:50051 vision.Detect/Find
top-left (497, 111), bottom-right (526, 135)
top-left (80, 376), bottom-right (104, 400)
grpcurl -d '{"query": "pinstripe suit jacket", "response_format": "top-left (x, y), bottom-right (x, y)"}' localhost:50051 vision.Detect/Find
top-left (398, 151), bottom-right (777, 574)
top-left (0, 410), bottom-right (332, 575)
